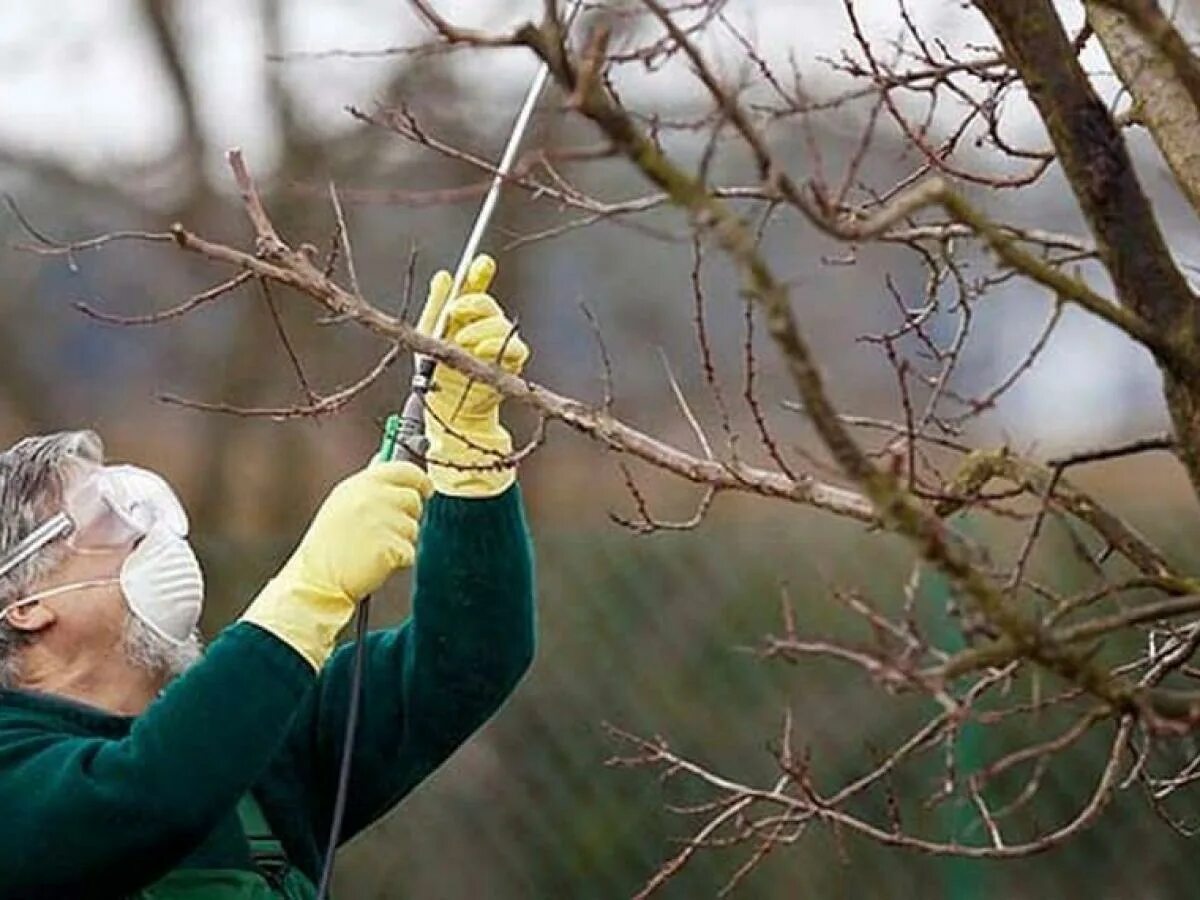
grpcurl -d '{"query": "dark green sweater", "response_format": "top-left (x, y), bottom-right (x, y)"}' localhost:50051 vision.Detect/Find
top-left (0, 487), bottom-right (535, 899)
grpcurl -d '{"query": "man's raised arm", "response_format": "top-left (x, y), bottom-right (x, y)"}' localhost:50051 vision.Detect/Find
top-left (278, 254), bottom-right (538, 843)
top-left (0, 459), bottom-right (428, 899)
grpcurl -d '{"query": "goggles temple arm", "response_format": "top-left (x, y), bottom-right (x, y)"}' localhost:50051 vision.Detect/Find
top-left (0, 513), bottom-right (74, 581)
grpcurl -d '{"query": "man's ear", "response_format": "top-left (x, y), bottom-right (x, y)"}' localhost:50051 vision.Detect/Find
top-left (3, 600), bottom-right (56, 634)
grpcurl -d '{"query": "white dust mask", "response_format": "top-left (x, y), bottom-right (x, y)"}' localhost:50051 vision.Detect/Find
top-left (0, 462), bottom-right (204, 642)
top-left (119, 526), bottom-right (204, 646)
top-left (8, 531), bottom-right (204, 644)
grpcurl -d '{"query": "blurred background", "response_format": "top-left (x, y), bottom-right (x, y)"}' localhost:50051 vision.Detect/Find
top-left (3, 1), bottom-right (1200, 897)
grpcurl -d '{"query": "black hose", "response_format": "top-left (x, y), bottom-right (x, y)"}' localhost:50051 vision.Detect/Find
top-left (315, 596), bottom-right (371, 899)
top-left (314, 415), bottom-right (425, 898)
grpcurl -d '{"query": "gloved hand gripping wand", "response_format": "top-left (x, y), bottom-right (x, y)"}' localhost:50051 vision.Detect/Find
top-left (381, 41), bottom-right (561, 465)
top-left (316, 9), bottom-right (580, 895)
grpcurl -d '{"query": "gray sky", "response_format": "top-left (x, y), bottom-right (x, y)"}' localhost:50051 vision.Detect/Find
top-left (0, 0), bottom-right (1079, 173)
top-left (0, 0), bottom-right (1172, 448)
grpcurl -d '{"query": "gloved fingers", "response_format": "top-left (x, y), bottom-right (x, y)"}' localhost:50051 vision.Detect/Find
top-left (365, 460), bottom-right (434, 499)
top-left (440, 293), bottom-right (507, 341)
top-left (376, 484), bottom-right (427, 523)
top-left (381, 532), bottom-right (417, 571)
top-left (374, 516), bottom-right (418, 570)
top-left (416, 269), bottom-right (454, 337)
top-left (356, 487), bottom-right (422, 579)
top-left (473, 335), bottom-right (530, 373)
top-left (415, 255), bottom-right (496, 338)
top-left (429, 379), bottom-right (494, 423)
top-left (452, 315), bottom-right (528, 364)
top-left (462, 253), bottom-right (497, 296)
top-left (453, 316), bottom-right (515, 348)
top-left (384, 510), bottom-right (420, 547)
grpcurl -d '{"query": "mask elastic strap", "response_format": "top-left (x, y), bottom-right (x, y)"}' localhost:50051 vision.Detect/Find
top-left (1, 578), bottom-right (120, 618)
top-left (70, 543), bottom-right (135, 557)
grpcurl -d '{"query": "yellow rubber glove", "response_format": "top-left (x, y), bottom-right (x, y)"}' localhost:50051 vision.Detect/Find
top-left (420, 254), bottom-right (530, 498)
top-left (240, 460), bottom-right (432, 669)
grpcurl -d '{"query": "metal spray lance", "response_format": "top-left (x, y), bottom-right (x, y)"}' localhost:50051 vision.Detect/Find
top-left (316, 7), bottom-right (582, 896)
top-left (381, 4), bottom-right (581, 464)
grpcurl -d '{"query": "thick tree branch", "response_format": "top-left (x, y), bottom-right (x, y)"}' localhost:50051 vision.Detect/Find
top-left (974, 0), bottom-right (1200, 508)
top-left (1091, 0), bottom-right (1200, 114)
top-left (44, 3), bottom-right (1200, 880)
top-left (1087, 1), bottom-right (1200, 220)
top-left (973, 0), bottom-right (1194, 340)
top-left (166, 154), bottom-right (877, 523)
top-left (483, 9), bottom-right (1194, 720)
top-left (936, 448), bottom-right (1180, 581)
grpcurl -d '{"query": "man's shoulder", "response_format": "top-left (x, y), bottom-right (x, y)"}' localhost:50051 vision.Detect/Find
top-left (0, 689), bottom-right (129, 740)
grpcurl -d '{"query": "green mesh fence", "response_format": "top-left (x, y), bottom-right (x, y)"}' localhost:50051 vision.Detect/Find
top-left (199, 515), bottom-right (1200, 899)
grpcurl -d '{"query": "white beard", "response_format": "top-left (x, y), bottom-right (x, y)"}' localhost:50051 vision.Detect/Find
top-left (121, 615), bottom-right (203, 680)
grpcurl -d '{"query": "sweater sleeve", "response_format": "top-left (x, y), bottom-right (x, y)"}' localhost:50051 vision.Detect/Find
top-left (0, 623), bottom-right (314, 900)
top-left (283, 483), bottom-right (536, 845)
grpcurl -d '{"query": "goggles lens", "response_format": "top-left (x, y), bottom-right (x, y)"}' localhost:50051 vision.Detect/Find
top-left (0, 464), bottom-right (189, 581)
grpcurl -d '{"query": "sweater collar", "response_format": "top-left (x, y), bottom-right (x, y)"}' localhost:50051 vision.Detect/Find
top-left (0, 687), bottom-right (133, 736)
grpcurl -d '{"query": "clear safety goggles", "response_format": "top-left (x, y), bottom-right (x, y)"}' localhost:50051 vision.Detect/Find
top-left (0, 463), bottom-right (189, 581)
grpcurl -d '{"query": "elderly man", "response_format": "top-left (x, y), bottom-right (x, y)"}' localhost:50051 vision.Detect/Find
top-left (0, 258), bottom-right (535, 899)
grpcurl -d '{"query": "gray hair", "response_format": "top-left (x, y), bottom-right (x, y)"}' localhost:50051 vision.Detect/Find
top-left (0, 430), bottom-right (104, 688)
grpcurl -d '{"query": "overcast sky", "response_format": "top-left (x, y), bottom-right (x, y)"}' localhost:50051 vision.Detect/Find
top-left (0, 0), bottom-right (1094, 173)
top-left (0, 0), bottom-right (1176, 448)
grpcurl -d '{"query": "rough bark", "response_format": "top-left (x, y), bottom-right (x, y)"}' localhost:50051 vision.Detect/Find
top-left (1087, 1), bottom-right (1200, 219)
top-left (974, 0), bottom-right (1200, 501)
top-left (1091, 0), bottom-right (1200, 113)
